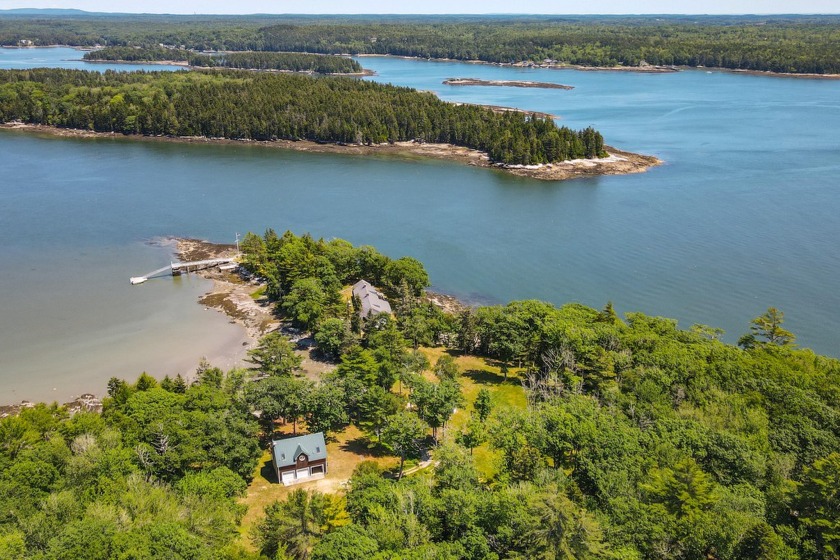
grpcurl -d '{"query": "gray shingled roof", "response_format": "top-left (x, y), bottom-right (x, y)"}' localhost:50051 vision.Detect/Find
top-left (272, 432), bottom-right (327, 468)
top-left (352, 280), bottom-right (392, 318)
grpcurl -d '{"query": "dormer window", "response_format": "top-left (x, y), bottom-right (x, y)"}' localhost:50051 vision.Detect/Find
top-left (271, 433), bottom-right (327, 486)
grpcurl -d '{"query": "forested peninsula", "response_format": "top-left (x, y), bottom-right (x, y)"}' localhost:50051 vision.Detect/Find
top-left (3, 229), bottom-right (840, 559)
top-left (83, 46), bottom-right (366, 74)
top-left (3, 14), bottom-right (840, 75)
top-left (0, 68), bottom-right (628, 172)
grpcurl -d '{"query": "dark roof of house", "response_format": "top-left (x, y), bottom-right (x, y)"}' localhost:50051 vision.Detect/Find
top-left (352, 279), bottom-right (392, 317)
top-left (271, 432), bottom-right (327, 469)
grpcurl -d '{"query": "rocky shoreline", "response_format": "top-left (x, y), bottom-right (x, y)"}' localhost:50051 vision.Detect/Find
top-left (443, 77), bottom-right (574, 89)
top-left (0, 123), bottom-right (661, 181)
top-left (497, 146), bottom-right (661, 181)
top-left (0, 234), bottom-right (481, 417)
top-left (178, 237), bottom-right (470, 326)
top-left (176, 238), bottom-right (471, 382)
top-left (0, 393), bottom-right (103, 419)
top-left (175, 237), bottom-right (280, 341)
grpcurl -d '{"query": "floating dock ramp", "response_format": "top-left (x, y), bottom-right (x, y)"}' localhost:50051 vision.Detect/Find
top-left (130, 257), bottom-right (239, 285)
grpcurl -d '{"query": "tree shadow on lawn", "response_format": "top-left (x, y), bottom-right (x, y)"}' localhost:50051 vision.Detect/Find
top-left (445, 349), bottom-right (506, 367)
top-left (339, 436), bottom-right (393, 458)
top-left (463, 368), bottom-right (521, 386)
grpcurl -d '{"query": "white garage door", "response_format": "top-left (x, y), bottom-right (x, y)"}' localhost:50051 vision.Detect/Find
top-left (296, 468), bottom-right (310, 479)
top-left (281, 470), bottom-right (295, 484)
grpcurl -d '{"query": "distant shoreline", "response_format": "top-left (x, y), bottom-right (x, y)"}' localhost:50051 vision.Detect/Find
top-left (0, 122), bottom-right (661, 181)
top-left (354, 53), bottom-right (840, 79)
top-left (695, 66), bottom-right (840, 80)
top-left (5, 46), bottom-right (838, 79)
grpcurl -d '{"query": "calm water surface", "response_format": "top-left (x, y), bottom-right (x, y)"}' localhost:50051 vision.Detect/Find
top-left (0, 46), bottom-right (183, 72)
top-left (1, 50), bottom-right (839, 401)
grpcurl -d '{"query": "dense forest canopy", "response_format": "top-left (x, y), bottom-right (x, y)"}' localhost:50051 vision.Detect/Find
top-left (83, 46), bottom-right (364, 74)
top-left (2, 229), bottom-right (840, 559)
top-left (256, 20), bottom-right (840, 73)
top-left (2, 14), bottom-right (840, 74)
top-left (0, 68), bottom-right (606, 164)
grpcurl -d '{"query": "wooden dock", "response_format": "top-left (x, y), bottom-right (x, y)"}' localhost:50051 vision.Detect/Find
top-left (130, 256), bottom-right (239, 285)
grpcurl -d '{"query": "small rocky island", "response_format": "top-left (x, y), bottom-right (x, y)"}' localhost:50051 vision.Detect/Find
top-left (443, 77), bottom-right (574, 90)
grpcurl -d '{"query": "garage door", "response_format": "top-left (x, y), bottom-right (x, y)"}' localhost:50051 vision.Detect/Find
top-left (310, 465), bottom-right (324, 475)
top-left (281, 470), bottom-right (295, 484)
top-left (296, 468), bottom-right (310, 479)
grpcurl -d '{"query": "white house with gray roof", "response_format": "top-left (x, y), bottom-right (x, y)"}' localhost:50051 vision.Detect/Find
top-left (352, 279), bottom-right (392, 320)
top-left (270, 432), bottom-right (328, 486)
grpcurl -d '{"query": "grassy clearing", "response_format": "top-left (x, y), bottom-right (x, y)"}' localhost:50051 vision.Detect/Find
top-left (418, 348), bottom-right (527, 480)
top-left (239, 424), bottom-right (397, 545)
top-left (240, 347), bottom-right (528, 544)
top-left (417, 348), bottom-right (527, 427)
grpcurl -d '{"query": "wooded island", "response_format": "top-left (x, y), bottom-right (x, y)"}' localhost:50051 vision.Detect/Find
top-left (0, 68), bottom-right (607, 166)
top-left (83, 46), bottom-right (366, 74)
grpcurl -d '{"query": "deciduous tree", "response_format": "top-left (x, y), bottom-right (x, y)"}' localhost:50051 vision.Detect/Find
top-left (382, 412), bottom-right (428, 479)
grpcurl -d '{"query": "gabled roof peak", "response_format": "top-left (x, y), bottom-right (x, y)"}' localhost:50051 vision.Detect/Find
top-left (271, 432), bottom-right (327, 468)
top-left (352, 279), bottom-right (392, 318)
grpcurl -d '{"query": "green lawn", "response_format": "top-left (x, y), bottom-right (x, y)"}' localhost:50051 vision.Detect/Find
top-left (418, 348), bottom-right (528, 480)
top-left (240, 347), bottom-right (528, 545)
top-left (238, 423), bottom-right (397, 547)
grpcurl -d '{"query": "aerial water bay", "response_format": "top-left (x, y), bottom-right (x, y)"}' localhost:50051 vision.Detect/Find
top-left (0, 45), bottom-right (183, 72)
top-left (1, 48), bottom-right (839, 402)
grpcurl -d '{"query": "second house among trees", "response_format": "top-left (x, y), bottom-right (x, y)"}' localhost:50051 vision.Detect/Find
top-left (352, 279), bottom-right (392, 320)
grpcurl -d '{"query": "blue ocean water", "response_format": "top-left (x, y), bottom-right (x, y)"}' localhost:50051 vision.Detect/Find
top-left (1, 49), bottom-right (838, 401)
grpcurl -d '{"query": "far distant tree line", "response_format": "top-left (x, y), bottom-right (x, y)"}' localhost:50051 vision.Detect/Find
top-left (255, 20), bottom-right (840, 74)
top-left (3, 15), bottom-right (840, 74)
